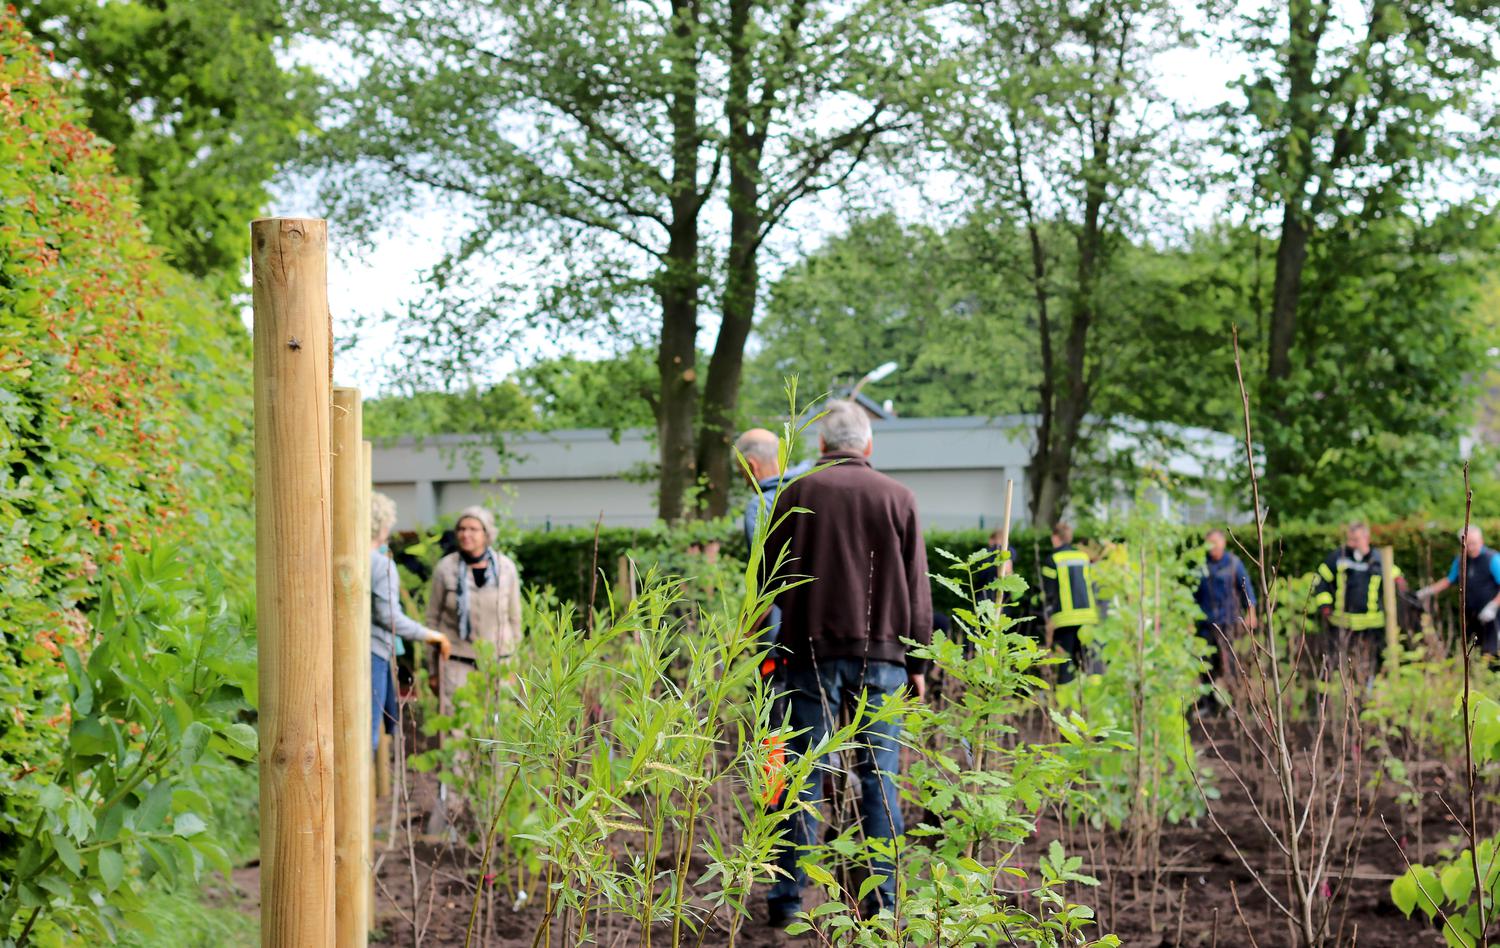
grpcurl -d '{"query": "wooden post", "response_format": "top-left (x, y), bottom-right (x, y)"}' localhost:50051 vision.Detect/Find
top-left (332, 388), bottom-right (371, 946)
top-left (1382, 545), bottom-right (1400, 665)
top-left (252, 217), bottom-right (335, 946)
top-left (998, 479), bottom-right (1015, 576)
top-left (363, 439), bottom-right (381, 927)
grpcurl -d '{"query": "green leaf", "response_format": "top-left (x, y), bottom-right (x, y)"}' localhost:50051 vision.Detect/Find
top-left (803, 863), bottom-right (836, 888)
top-left (1440, 859), bottom-right (1475, 905)
top-left (98, 848), bottom-right (125, 893)
top-left (179, 721), bottom-right (211, 767)
top-left (52, 833), bottom-right (82, 876)
top-left (1390, 872), bottom-right (1419, 917)
top-left (219, 722), bottom-right (258, 760)
top-left (69, 718), bottom-right (111, 758)
top-left (172, 812), bottom-right (207, 838)
top-left (63, 645), bottom-right (93, 716)
top-left (137, 781), bottom-right (173, 832)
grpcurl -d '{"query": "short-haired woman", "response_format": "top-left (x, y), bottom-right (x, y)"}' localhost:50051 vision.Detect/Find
top-left (370, 492), bottom-right (450, 750)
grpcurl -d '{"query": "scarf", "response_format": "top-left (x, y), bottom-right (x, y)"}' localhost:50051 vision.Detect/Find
top-left (455, 548), bottom-right (499, 642)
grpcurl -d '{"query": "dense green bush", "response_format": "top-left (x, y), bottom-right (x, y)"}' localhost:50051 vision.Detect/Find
top-left (0, 12), bottom-right (256, 942)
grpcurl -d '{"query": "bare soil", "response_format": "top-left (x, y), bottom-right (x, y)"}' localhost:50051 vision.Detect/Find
top-left (227, 713), bottom-right (1467, 947)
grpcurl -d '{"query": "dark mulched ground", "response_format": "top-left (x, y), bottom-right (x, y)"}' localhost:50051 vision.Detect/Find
top-left (229, 711), bottom-right (1468, 947)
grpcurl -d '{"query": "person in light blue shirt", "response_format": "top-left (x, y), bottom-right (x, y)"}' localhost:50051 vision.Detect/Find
top-left (735, 428), bottom-right (812, 656)
top-left (736, 427), bottom-right (813, 547)
top-left (1417, 526), bottom-right (1500, 659)
top-left (370, 492), bottom-right (450, 751)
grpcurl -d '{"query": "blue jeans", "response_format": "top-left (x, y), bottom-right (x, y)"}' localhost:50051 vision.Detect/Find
top-left (371, 653), bottom-right (399, 751)
top-left (768, 657), bottom-right (906, 914)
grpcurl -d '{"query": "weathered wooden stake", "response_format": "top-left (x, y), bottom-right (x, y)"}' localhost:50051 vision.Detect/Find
top-left (998, 479), bottom-right (1015, 549)
top-left (1381, 545), bottom-right (1400, 663)
top-left (252, 217), bottom-right (335, 946)
top-left (363, 438), bottom-right (381, 929)
top-left (332, 387), bottom-right (371, 946)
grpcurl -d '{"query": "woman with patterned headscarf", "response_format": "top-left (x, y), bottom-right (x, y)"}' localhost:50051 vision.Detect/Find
top-left (425, 505), bottom-right (523, 711)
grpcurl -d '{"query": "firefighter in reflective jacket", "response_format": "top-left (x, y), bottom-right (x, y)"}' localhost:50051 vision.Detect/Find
top-left (1311, 521), bottom-right (1405, 670)
top-left (1040, 522), bottom-right (1099, 683)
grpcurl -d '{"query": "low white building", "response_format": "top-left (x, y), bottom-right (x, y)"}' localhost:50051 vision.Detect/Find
top-left (371, 415), bottom-right (1241, 531)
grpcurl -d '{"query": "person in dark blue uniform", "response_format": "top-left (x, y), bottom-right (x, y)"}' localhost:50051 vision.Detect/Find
top-left (1194, 527), bottom-right (1257, 689)
top-left (1417, 526), bottom-right (1500, 662)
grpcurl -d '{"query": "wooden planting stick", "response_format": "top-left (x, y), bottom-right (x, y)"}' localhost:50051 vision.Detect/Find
top-left (332, 387), bottom-right (371, 946)
top-left (1381, 545), bottom-right (1399, 663)
top-left (999, 479), bottom-right (1014, 575)
top-left (252, 217), bottom-right (336, 946)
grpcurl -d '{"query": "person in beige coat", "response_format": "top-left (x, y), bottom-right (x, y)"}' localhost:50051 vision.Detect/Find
top-left (425, 505), bottom-right (523, 713)
top-left (424, 505), bottom-right (522, 835)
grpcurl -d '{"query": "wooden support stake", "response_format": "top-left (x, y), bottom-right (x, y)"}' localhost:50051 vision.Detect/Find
top-left (252, 217), bottom-right (335, 946)
top-left (363, 439), bottom-right (381, 928)
top-left (1382, 545), bottom-right (1400, 663)
top-left (998, 479), bottom-right (1015, 575)
top-left (332, 388), bottom-right (371, 947)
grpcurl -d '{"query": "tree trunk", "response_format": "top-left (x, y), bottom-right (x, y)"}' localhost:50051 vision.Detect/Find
top-left (1022, 217), bottom-right (1055, 526)
top-left (1029, 123), bottom-right (1105, 528)
top-left (1259, 0), bottom-right (1319, 491)
top-left (1266, 197), bottom-right (1311, 384)
top-left (696, 216), bottom-right (757, 518)
top-left (655, 0), bottom-right (703, 524)
top-left (695, 0), bottom-right (759, 519)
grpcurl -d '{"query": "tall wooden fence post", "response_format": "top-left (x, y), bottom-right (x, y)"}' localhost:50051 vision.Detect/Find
top-left (252, 217), bottom-right (336, 945)
top-left (332, 388), bottom-right (371, 946)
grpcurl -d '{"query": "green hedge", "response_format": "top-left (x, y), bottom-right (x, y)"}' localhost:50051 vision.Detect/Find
top-left (0, 11), bottom-right (255, 937)
top-left (395, 518), bottom-right (1500, 618)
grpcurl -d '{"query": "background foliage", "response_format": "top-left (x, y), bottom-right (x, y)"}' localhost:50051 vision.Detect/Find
top-left (14, 0), bottom-right (316, 291)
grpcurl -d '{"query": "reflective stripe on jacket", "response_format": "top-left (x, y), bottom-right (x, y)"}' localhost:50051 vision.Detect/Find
top-left (1312, 547), bottom-right (1400, 632)
top-left (1042, 545), bottom-right (1099, 628)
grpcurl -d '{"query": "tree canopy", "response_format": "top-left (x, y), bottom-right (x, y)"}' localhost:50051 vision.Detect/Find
top-left (16, 0), bottom-right (316, 289)
top-left (299, 0), bottom-right (937, 520)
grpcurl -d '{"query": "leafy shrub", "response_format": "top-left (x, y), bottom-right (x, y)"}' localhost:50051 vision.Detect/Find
top-left (0, 12), bottom-right (256, 941)
top-left (1063, 504), bottom-right (1213, 836)
top-left (1390, 692), bottom-right (1500, 948)
top-left (399, 484), bottom-right (1119, 945)
top-left (0, 547), bottom-right (257, 943)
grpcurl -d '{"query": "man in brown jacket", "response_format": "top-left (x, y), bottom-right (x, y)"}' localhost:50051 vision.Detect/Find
top-left (763, 399), bottom-right (932, 926)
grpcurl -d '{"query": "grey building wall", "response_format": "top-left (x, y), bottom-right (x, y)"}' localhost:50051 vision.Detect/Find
top-left (369, 415), bottom-right (1238, 532)
top-left (370, 417), bottom-right (1034, 532)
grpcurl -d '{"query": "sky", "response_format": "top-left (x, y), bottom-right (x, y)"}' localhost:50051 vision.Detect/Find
top-left (262, 6), bottom-right (1249, 398)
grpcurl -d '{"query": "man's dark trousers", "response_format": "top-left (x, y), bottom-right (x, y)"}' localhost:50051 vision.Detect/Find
top-left (766, 657), bottom-right (905, 918)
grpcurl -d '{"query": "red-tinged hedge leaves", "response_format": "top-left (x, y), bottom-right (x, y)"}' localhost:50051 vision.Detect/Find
top-left (0, 5), bottom-right (253, 854)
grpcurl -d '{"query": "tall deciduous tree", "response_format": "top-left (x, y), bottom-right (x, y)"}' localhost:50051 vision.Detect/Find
top-left (16, 0), bottom-right (316, 288)
top-left (745, 213), bottom-right (1037, 420)
top-left (301, 0), bottom-right (931, 521)
top-left (1212, 0), bottom-right (1500, 498)
top-left (933, 0), bottom-right (1183, 526)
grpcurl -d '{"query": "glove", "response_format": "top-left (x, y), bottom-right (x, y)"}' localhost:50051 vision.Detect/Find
top-left (1480, 602), bottom-right (1499, 625)
top-left (1416, 585), bottom-right (1436, 602)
